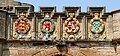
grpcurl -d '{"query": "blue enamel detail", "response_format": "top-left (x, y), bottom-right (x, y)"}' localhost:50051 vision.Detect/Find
top-left (92, 20), bottom-right (102, 31)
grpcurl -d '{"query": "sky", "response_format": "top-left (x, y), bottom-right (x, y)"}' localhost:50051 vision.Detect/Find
top-left (17, 0), bottom-right (120, 12)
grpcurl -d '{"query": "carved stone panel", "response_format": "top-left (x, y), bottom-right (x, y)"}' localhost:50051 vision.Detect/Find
top-left (13, 15), bottom-right (32, 39)
top-left (62, 13), bottom-right (82, 41)
top-left (37, 13), bottom-right (58, 40)
top-left (10, 7), bottom-right (35, 40)
top-left (12, 15), bottom-right (33, 39)
top-left (88, 13), bottom-right (106, 40)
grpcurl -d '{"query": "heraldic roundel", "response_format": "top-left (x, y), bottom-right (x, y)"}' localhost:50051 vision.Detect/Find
top-left (90, 13), bottom-right (105, 34)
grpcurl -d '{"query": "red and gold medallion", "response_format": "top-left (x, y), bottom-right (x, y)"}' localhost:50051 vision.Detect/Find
top-left (65, 18), bottom-right (80, 34)
top-left (15, 18), bottom-right (30, 34)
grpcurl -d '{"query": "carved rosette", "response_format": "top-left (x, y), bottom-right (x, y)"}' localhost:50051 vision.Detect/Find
top-left (15, 17), bottom-right (30, 34)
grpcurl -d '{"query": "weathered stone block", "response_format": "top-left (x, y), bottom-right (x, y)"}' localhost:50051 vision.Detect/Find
top-left (9, 49), bottom-right (18, 55)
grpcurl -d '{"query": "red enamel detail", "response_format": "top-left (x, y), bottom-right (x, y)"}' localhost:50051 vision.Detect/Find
top-left (15, 18), bottom-right (30, 34)
top-left (43, 21), bottom-right (52, 31)
top-left (17, 21), bottom-right (28, 31)
top-left (67, 20), bottom-right (76, 31)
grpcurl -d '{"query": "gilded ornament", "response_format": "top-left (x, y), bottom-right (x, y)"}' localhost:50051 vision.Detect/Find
top-left (89, 13), bottom-right (105, 34)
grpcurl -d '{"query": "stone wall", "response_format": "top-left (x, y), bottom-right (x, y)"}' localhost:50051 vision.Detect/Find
top-left (106, 15), bottom-right (113, 39)
top-left (112, 12), bottom-right (120, 39)
top-left (0, 10), bottom-right (6, 39)
top-left (69, 46), bottom-right (116, 56)
top-left (3, 43), bottom-right (120, 56)
top-left (3, 43), bottom-right (61, 56)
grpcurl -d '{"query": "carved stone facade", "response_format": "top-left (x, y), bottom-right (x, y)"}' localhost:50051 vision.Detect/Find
top-left (0, 0), bottom-right (120, 56)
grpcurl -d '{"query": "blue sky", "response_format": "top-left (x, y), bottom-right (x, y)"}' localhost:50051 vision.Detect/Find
top-left (17, 0), bottom-right (120, 12)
